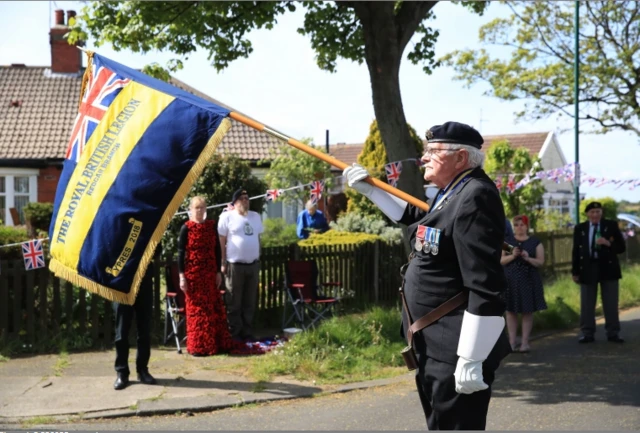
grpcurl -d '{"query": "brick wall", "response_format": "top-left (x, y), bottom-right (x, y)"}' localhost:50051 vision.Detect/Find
top-left (38, 165), bottom-right (62, 203)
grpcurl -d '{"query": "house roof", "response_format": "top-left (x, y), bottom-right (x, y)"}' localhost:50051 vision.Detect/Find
top-left (323, 132), bottom-right (551, 171)
top-left (0, 65), bottom-right (282, 162)
top-left (483, 132), bottom-right (550, 158)
top-left (328, 143), bottom-right (364, 168)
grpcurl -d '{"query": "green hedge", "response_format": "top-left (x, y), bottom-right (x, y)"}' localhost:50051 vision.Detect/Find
top-left (299, 230), bottom-right (380, 247)
top-left (0, 225), bottom-right (30, 259)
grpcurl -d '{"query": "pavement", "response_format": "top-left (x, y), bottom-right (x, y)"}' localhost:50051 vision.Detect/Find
top-left (1, 307), bottom-right (639, 426)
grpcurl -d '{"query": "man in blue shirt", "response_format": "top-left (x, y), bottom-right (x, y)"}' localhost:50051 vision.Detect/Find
top-left (296, 200), bottom-right (330, 239)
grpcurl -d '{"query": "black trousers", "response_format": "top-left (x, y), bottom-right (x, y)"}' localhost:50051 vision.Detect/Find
top-left (580, 264), bottom-right (621, 338)
top-left (414, 356), bottom-right (496, 430)
top-left (113, 271), bottom-right (153, 376)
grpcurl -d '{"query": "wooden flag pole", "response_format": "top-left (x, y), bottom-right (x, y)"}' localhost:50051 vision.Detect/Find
top-left (229, 111), bottom-right (431, 213)
top-left (229, 111), bottom-right (514, 254)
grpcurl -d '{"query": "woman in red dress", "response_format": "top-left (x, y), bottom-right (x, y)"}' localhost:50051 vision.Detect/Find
top-left (177, 196), bottom-right (278, 356)
top-left (177, 196), bottom-right (233, 355)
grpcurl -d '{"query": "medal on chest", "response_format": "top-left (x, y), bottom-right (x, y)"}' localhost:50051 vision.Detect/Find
top-left (416, 225), bottom-right (441, 255)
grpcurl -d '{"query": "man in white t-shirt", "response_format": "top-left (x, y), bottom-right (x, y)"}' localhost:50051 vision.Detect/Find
top-left (218, 188), bottom-right (264, 340)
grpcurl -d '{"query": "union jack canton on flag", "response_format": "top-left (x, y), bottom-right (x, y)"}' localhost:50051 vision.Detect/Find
top-left (22, 240), bottom-right (45, 271)
top-left (66, 63), bottom-right (131, 162)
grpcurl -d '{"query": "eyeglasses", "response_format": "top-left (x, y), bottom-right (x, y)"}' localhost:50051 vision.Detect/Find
top-left (422, 146), bottom-right (456, 158)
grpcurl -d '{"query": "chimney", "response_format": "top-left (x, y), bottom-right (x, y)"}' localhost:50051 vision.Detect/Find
top-left (49, 9), bottom-right (83, 73)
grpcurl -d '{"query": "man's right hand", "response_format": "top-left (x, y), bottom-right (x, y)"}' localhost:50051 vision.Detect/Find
top-left (179, 277), bottom-right (188, 293)
top-left (572, 275), bottom-right (580, 284)
top-left (343, 163), bottom-right (373, 197)
top-left (221, 264), bottom-right (227, 276)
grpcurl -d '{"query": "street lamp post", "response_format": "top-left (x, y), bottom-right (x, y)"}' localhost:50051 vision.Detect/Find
top-left (574, 1), bottom-right (580, 225)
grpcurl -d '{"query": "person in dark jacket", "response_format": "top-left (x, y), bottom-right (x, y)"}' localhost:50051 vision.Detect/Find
top-left (572, 201), bottom-right (626, 343)
top-left (344, 121), bottom-right (510, 430)
top-left (113, 251), bottom-right (158, 390)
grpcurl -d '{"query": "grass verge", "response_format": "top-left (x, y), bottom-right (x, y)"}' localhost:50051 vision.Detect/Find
top-left (247, 264), bottom-right (640, 385)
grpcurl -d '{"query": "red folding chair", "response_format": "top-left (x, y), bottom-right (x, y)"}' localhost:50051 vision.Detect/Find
top-left (282, 260), bottom-right (341, 331)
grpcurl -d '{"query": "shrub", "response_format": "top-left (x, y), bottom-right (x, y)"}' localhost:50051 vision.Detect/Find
top-left (0, 225), bottom-right (30, 259)
top-left (299, 230), bottom-right (380, 247)
top-left (261, 218), bottom-right (299, 247)
top-left (23, 202), bottom-right (54, 236)
top-left (330, 212), bottom-right (403, 245)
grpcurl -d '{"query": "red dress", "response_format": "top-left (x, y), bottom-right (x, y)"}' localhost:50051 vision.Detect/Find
top-left (183, 219), bottom-right (233, 355)
top-left (183, 220), bottom-right (266, 356)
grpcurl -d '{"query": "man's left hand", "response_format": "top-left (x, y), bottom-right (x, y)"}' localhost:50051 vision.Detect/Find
top-left (454, 357), bottom-right (489, 394)
top-left (596, 237), bottom-right (611, 247)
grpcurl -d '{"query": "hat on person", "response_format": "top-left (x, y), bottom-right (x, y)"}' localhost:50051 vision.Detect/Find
top-left (231, 188), bottom-right (248, 204)
top-left (585, 201), bottom-right (603, 212)
top-left (425, 121), bottom-right (484, 149)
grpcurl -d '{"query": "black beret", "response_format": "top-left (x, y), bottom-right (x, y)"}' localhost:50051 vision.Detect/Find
top-left (426, 121), bottom-right (484, 149)
top-left (231, 188), bottom-right (248, 204)
top-left (585, 201), bottom-right (602, 212)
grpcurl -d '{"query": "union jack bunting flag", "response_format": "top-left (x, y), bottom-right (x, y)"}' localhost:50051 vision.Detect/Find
top-left (495, 177), bottom-right (503, 191)
top-left (65, 63), bottom-right (131, 162)
top-left (630, 180), bottom-right (640, 190)
top-left (506, 174), bottom-right (516, 194)
top-left (385, 161), bottom-right (403, 187)
top-left (515, 174), bottom-right (531, 190)
top-left (265, 189), bottom-right (283, 202)
top-left (22, 240), bottom-right (45, 271)
top-left (309, 180), bottom-right (324, 204)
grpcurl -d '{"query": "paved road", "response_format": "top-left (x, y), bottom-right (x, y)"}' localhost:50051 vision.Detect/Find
top-left (3, 308), bottom-right (640, 430)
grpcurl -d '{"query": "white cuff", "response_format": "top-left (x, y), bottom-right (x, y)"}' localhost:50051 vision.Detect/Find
top-left (368, 187), bottom-right (408, 222)
top-left (457, 311), bottom-right (504, 361)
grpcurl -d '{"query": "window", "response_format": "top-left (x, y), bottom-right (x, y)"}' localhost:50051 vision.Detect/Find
top-left (0, 169), bottom-right (39, 226)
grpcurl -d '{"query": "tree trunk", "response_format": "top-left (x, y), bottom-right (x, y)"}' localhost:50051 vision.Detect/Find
top-left (354, 3), bottom-right (431, 201)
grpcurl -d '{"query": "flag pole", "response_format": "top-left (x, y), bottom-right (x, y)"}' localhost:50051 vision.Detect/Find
top-left (228, 111), bottom-right (431, 213)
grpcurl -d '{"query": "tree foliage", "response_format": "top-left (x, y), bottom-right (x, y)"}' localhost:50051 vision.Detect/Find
top-left (161, 154), bottom-right (266, 259)
top-left (484, 140), bottom-right (545, 220)
top-left (69, 1), bottom-right (488, 219)
top-left (346, 120), bottom-right (424, 219)
top-left (441, 1), bottom-right (640, 137)
top-left (261, 139), bottom-right (333, 205)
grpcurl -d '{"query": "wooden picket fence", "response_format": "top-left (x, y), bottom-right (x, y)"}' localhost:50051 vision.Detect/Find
top-left (2, 234), bottom-right (639, 351)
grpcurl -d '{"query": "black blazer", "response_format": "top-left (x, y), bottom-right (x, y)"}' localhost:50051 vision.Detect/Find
top-left (571, 218), bottom-right (625, 283)
top-left (399, 167), bottom-right (510, 365)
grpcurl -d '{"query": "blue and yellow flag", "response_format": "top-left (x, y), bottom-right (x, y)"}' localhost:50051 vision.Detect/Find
top-left (49, 52), bottom-right (231, 305)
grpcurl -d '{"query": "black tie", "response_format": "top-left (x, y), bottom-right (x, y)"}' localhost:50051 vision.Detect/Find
top-left (591, 223), bottom-right (598, 258)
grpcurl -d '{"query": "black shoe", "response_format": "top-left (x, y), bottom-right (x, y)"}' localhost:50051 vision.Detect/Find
top-left (607, 336), bottom-right (625, 343)
top-left (137, 370), bottom-right (157, 385)
top-left (578, 336), bottom-right (595, 344)
top-left (114, 373), bottom-right (129, 390)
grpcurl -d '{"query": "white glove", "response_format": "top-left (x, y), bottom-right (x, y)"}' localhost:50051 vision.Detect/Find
top-left (343, 163), bottom-right (374, 197)
top-left (453, 311), bottom-right (505, 394)
top-left (342, 164), bottom-right (408, 222)
top-left (454, 357), bottom-right (488, 394)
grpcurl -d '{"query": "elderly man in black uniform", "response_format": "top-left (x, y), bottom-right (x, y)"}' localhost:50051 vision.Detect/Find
top-left (344, 121), bottom-right (510, 430)
top-left (572, 201), bottom-right (626, 344)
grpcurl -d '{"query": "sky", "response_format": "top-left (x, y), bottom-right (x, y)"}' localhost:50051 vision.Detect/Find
top-left (1, 1), bottom-right (638, 202)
